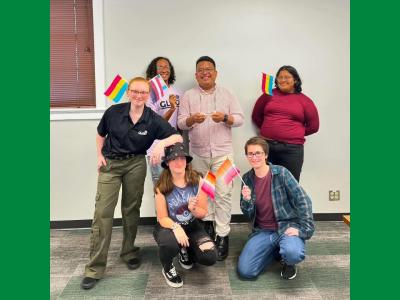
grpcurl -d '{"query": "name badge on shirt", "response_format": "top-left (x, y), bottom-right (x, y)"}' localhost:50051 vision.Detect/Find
top-left (137, 130), bottom-right (148, 136)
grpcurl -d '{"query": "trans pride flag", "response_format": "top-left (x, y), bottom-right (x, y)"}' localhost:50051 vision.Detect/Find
top-left (261, 72), bottom-right (274, 96)
top-left (150, 74), bottom-right (169, 100)
top-left (201, 171), bottom-right (216, 201)
top-left (104, 74), bottom-right (128, 103)
top-left (216, 159), bottom-right (240, 185)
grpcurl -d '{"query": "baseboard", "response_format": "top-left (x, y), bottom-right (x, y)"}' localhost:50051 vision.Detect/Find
top-left (50, 213), bottom-right (349, 229)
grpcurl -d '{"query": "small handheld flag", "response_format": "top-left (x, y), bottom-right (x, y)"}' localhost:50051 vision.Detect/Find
top-left (150, 74), bottom-right (169, 100)
top-left (104, 74), bottom-right (128, 103)
top-left (216, 159), bottom-right (241, 185)
top-left (201, 172), bottom-right (216, 201)
top-left (261, 72), bottom-right (274, 96)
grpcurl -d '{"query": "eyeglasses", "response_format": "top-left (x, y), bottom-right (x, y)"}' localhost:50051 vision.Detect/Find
top-left (129, 90), bottom-right (149, 96)
top-left (196, 68), bottom-right (215, 74)
top-left (277, 76), bottom-right (293, 81)
top-left (246, 151), bottom-right (265, 159)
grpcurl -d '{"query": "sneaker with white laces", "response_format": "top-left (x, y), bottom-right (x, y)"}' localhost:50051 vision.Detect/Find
top-left (178, 247), bottom-right (194, 270)
top-left (162, 264), bottom-right (183, 288)
top-left (280, 263), bottom-right (297, 280)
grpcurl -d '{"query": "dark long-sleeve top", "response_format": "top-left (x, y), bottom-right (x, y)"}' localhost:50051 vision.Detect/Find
top-left (252, 89), bottom-right (319, 145)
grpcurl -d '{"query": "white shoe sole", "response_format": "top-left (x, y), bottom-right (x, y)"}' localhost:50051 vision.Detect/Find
top-left (162, 268), bottom-right (183, 288)
top-left (178, 255), bottom-right (194, 270)
top-left (281, 270), bottom-right (297, 280)
top-left (179, 261), bottom-right (194, 270)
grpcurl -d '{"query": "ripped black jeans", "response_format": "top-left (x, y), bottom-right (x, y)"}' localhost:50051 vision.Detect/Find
top-left (153, 219), bottom-right (217, 268)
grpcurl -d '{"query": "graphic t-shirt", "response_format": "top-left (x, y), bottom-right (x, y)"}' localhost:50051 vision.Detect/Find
top-left (165, 184), bottom-right (198, 225)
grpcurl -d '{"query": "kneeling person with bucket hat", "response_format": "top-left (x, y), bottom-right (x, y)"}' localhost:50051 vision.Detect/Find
top-left (153, 142), bottom-right (217, 287)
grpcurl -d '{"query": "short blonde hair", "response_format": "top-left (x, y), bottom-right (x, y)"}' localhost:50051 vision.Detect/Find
top-left (128, 77), bottom-right (150, 91)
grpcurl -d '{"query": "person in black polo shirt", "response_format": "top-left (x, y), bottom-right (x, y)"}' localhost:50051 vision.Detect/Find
top-left (81, 77), bottom-right (183, 290)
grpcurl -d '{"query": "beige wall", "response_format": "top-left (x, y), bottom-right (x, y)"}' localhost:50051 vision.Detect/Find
top-left (51, 0), bottom-right (350, 221)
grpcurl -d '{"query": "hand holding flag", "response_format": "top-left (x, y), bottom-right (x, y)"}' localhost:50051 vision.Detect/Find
top-left (104, 74), bottom-right (128, 103)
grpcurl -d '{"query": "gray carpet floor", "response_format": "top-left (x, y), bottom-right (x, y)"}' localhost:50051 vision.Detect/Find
top-left (50, 221), bottom-right (349, 299)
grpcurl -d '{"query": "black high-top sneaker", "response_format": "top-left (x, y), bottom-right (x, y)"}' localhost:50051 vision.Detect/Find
top-left (178, 247), bottom-right (194, 270)
top-left (281, 263), bottom-right (297, 280)
top-left (216, 235), bottom-right (229, 261)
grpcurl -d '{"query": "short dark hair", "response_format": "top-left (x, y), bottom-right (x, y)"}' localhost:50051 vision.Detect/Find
top-left (196, 56), bottom-right (216, 69)
top-left (145, 57), bottom-right (176, 85)
top-left (244, 136), bottom-right (269, 155)
top-left (275, 65), bottom-right (302, 93)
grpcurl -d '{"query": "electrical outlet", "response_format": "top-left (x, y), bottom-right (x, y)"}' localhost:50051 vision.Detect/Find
top-left (329, 190), bottom-right (340, 201)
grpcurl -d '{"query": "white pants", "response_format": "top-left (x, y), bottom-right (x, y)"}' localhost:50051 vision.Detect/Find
top-left (190, 152), bottom-right (234, 237)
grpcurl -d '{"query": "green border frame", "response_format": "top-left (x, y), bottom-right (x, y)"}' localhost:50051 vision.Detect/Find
top-left (3, 0), bottom-right (398, 297)
top-left (351, 0), bottom-right (399, 298)
top-left (1, 2), bottom-right (49, 298)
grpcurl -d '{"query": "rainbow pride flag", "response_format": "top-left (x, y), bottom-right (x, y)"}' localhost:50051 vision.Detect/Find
top-left (261, 72), bottom-right (274, 96)
top-left (216, 158), bottom-right (240, 185)
top-left (150, 74), bottom-right (169, 100)
top-left (201, 172), bottom-right (216, 201)
top-left (104, 74), bottom-right (128, 103)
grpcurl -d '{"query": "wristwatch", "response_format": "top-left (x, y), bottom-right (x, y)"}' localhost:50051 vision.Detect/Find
top-left (223, 114), bottom-right (228, 123)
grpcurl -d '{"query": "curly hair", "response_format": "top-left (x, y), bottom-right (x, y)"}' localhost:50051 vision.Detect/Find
top-left (155, 164), bottom-right (202, 196)
top-left (145, 57), bottom-right (176, 85)
top-left (274, 65), bottom-right (302, 93)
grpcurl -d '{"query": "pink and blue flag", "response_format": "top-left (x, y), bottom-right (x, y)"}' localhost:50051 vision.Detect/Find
top-left (261, 72), bottom-right (274, 96)
top-left (104, 74), bottom-right (128, 103)
top-left (150, 74), bottom-right (169, 100)
top-left (216, 159), bottom-right (240, 185)
top-left (201, 172), bottom-right (216, 201)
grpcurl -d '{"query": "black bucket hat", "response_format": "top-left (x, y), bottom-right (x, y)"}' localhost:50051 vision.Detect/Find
top-left (161, 142), bottom-right (193, 169)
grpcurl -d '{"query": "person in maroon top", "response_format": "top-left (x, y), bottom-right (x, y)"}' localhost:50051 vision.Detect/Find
top-left (252, 65), bottom-right (319, 181)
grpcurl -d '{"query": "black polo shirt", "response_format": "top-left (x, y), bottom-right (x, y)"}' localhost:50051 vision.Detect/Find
top-left (97, 102), bottom-right (177, 158)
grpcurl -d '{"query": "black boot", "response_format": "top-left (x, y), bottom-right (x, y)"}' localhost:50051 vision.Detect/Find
top-left (200, 220), bottom-right (215, 240)
top-left (216, 235), bottom-right (229, 261)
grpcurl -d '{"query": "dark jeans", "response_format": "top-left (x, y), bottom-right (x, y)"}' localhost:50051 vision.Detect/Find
top-left (153, 219), bottom-right (217, 269)
top-left (266, 140), bottom-right (304, 182)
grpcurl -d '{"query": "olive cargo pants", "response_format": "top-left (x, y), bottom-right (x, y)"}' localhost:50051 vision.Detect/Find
top-left (84, 155), bottom-right (147, 278)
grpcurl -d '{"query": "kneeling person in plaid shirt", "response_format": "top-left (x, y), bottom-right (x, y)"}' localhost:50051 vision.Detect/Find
top-left (238, 137), bottom-right (314, 280)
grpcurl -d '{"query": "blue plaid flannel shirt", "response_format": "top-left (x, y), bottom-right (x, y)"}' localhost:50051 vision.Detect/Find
top-left (240, 163), bottom-right (314, 240)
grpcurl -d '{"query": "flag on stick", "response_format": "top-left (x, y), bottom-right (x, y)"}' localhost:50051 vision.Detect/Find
top-left (261, 72), bottom-right (274, 96)
top-left (216, 158), bottom-right (241, 184)
top-left (201, 171), bottom-right (216, 201)
top-left (150, 74), bottom-right (169, 100)
top-left (104, 74), bottom-right (128, 103)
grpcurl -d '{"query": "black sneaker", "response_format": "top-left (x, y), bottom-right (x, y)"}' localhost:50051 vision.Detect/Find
top-left (126, 257), bottom-right (141, 270)
top-left (162, 264), bottom-right (183, 288)
top-left (281, 263), bottom-right (297, 280)
top-left (216, 235), bottom-right (229, 261)
top-left (178, 247), bottom-right (194, 270)
top-left (80, 277), bottom-right (99, 290)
